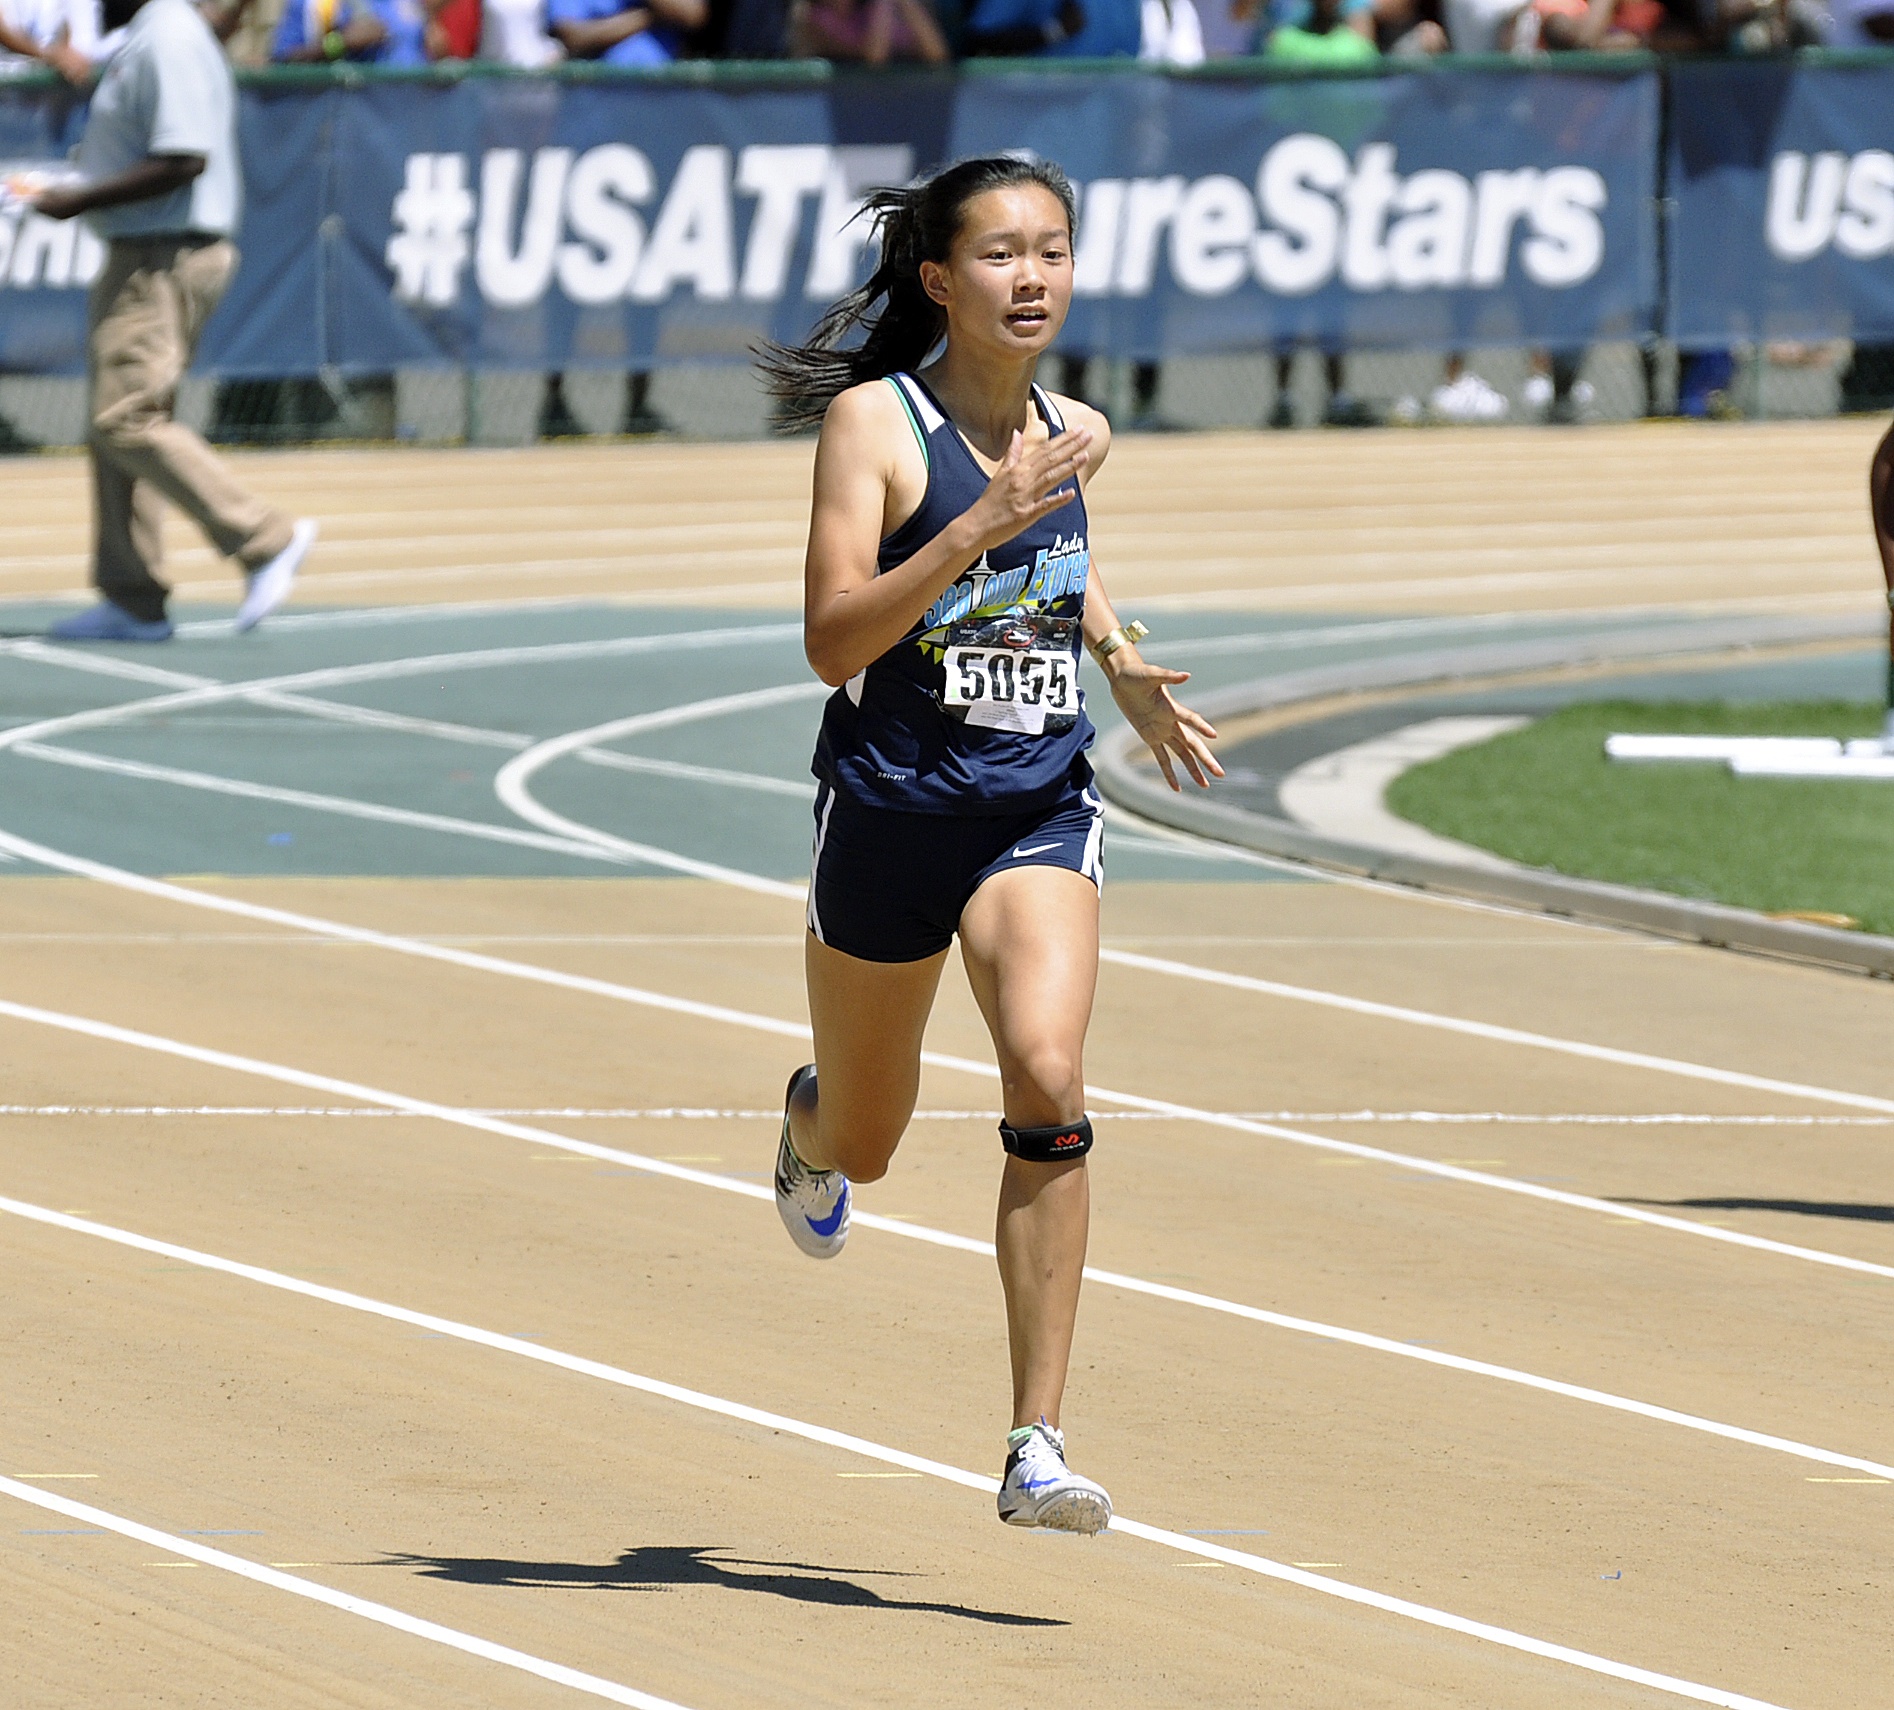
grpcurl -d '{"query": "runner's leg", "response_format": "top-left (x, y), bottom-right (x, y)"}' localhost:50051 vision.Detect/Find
top-left (958, 864), bottom-right (1099, 1430)
top-left (791, 934), bottom-right (950, 1183)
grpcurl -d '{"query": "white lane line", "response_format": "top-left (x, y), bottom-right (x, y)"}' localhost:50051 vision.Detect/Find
top-left (6, 665), bottom-right (1248, 867)
top-left (9, 682), bottom-right (824, 894)
top-left (0, 1195), bottom-right (1801, 1710)
top-left (493, 698), bottom-right (824, 899)
top-left (5, 633), bottom-right (785, 762)
top-left (11, 674), bottom-right (823, 884)
top-left (577, 748), bottom-right (816, 799)
top-left (0, 1477), bottom-right (692, 1710)
top-left (169, 561), bottom-right (804, 599)
top-left (174, 593), bottom-right (608, 636)
top-left (1150, 591), bottom-right (1879, 660)
top-left (2, 637), bottom-right (537, 750)
top-left (0, 624), bottom-right (804, 756)
top-left (492, 745), bottom-right (1894, 1278)
top-left (15, 743), bottom-right (642, 868)
top-left (3, 995), bottom-right (1891, 1484)
top-left (1096, 947), bottom-right (1894, 1119)
top-left (40, 628), bottom-right (1848, 1151)
top-left (1097, 801), bottom-right (1298, 868)
top-left (1160, 611), bottom-right (1637, 660)
top-left (4, 826), bottom-right (1892, 1285)
top-left (1135, 563), bottom-right (1873, 611)
top-left (495, 729), bottom-right (1894, 1127)
top-left (10, 1105), bottom-right (1885, 1126)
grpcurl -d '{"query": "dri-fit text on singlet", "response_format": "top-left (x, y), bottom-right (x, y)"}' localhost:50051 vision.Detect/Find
top-left (811, 372), bottom-right (1096, 815)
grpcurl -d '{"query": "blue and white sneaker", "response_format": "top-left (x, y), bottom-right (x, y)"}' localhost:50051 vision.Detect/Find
top-left (997, 1420), bottom-right (1112, 1534)
top-left (774, 1063), bottom-right (849, 1259)
top-left (48, 601), bottom-right (173, 643)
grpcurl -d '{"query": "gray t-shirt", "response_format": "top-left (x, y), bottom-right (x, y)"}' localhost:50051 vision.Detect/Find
top-left (78, 0), bottom-right (239, 238)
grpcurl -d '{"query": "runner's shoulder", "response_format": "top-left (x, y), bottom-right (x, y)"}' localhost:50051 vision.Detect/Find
top-left (823, 378), bottom-right (913, 441)
top-left (815, 380), bottom-right (915, 486)
top-left (1044, 392), bottom-right (1111, 470)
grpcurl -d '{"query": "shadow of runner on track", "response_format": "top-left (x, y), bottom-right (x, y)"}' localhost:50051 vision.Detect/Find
top-left (1614, 1197), bottom-right (1894, 1225)
top-left (377, 1545), bottom-right (1069, 1626)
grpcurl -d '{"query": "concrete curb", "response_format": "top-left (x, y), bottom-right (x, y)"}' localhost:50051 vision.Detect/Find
top-left (1094, 610), bottom-right (1894, 979)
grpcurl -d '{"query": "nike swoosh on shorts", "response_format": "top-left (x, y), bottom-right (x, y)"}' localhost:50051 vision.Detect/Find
top-left (1012, 842), bottom-right (1062, 859)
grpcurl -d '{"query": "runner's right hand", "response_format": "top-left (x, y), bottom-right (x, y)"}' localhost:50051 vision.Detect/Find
top-left (962, 427), bottom-right (1092, 555)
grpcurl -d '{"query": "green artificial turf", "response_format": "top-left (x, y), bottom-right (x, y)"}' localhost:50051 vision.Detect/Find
top-left (1386, 700), bottom-right (1894, 934)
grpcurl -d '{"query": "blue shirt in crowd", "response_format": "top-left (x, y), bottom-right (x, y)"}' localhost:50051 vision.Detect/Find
top-left (543, 0), bottom-right (685, 64)
top-left (272, 0), bottom-right (430, 64)
top-left (1263, 0), bottom-right (1370, 27)
top-left (962, 0), bottom-right (1141, 56)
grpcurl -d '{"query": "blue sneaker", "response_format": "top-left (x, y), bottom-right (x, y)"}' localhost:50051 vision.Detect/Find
top-left (48, 601), bottom-right (174, 643)
top-left (774, 1064), bottom-right (849, 1259)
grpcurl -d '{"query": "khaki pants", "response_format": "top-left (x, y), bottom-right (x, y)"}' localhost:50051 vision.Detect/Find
top-left (88, 237), bottom-right (292, 623)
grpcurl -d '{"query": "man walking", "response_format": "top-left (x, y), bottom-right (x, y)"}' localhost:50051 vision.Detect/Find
top-left (31, 0), bottom-right (314, 642)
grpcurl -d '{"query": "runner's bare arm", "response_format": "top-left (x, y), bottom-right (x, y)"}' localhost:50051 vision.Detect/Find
top-left (803, 383), bottom-right (1092, 686)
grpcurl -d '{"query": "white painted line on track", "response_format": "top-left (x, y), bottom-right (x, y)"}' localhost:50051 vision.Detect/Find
top-left (497, 735), bottom-right (1894, 1130)
top-left (0, 623), bottom-right (804, 756)
top-left (16, 743), bottom-right (643, 867)
top-left (3, 825), bottom-right (1892, 1286)
top-left (8, 1105), bottom-right (1884, 1126)
top-left (167, 560), bottom-right (802, 599)
top-left (4, 634), bottom-right (795, 763)
top-left (9, 646), bottom-right (1244, 870)
top-left (0, 1476), bottom-right (693, 1710)
top-left (1135, 563), bottom-right (1875, 612)
top-left (12, 685), bottom-right (823, 893)
top-left (2, 994), bottom-right (1891, 1483)
top-left (0, 1194), bottom-right (1802, 1710)
top-left (492, 701), bottom-right (821, 895)
top-left (494, 746), bottom-right (1894, 1278)
top-left (577, 747), bottom-right (817, 799)
top-left (2, 638), bottom-right (537, 750)
top-left (1095, 946), bottom-right (1894, 1117)
top-left (1149, 591), bottom-right (1879, 659)
top-left (174, 593), bottom-right (611, 636)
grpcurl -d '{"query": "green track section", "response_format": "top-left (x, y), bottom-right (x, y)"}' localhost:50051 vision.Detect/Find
top-left (1390, 700), bottom-right (1894, 935)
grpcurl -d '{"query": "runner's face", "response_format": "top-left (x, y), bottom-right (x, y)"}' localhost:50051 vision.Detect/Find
top-left (925, 185), bottom-right (1073, 358)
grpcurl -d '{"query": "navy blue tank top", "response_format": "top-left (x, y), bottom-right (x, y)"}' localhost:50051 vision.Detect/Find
top-left (811, 371), bottom-right (1095, 816)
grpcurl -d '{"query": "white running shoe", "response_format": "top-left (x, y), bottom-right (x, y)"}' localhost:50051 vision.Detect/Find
top-left (1429, 372), bottom-right (1510, 423)
top-left (235, 519), bottom-right (317, 633)
top-left (996, 1420), bottom-right (1112, 1534)
top-left (774, 1064), bottom-right (849, 1259)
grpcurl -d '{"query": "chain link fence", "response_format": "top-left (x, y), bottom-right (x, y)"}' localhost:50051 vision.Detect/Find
top-left (2, 340), bottom-right (1889, 453)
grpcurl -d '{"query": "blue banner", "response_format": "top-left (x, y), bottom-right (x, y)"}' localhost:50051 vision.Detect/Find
top-left (954, 69), bottom-right (1658, 359)
top-left (1669, 58), bottom-right (1894, 349)
top-left (1, 63), bottom-right (1659, 377)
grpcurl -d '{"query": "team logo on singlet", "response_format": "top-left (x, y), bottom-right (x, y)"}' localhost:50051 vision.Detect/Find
top-left (917, 534), bottom-right (1090, 649)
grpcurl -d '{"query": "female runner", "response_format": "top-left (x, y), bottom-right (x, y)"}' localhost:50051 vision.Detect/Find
top-left (761, 155), bottom-right (1220, 1534)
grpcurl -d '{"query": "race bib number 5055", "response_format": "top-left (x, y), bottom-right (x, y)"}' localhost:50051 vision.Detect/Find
top-left (942, 644), bottom-right (1077, 735)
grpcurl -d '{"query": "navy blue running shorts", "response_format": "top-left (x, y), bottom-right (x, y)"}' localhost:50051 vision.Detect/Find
top-left (806, 779), bottom-right (1104, 964)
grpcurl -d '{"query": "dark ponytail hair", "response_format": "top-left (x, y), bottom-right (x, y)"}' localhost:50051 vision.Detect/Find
top-left (758, 155), bottom-right (1077, 433)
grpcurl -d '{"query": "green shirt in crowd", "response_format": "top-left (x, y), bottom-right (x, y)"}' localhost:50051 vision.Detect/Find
top-left (1266, 21), bottom-right (1379, 62)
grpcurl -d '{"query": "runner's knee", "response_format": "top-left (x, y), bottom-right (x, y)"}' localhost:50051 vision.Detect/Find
top-left (816, 1113), bottom-right (906, 1183)
top-left (1001, 1043), bottom-right (1084, 1126)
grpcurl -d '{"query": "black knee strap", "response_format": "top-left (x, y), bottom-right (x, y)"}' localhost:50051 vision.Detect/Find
top-left (999, 1116), bottom-right (1093, 1162)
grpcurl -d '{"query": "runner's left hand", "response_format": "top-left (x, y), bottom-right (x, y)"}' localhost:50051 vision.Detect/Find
top-left (1107, 659), bottom-right (1222, 791)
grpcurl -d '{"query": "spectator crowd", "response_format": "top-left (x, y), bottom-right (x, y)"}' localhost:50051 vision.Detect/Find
top-left (5, 0), bottom-right (1889, 86)
top-left (1, 0), bottom-right (1889, 436)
